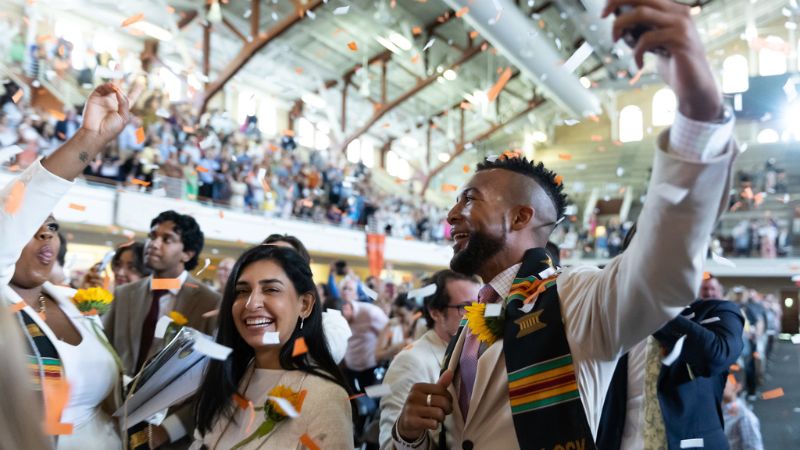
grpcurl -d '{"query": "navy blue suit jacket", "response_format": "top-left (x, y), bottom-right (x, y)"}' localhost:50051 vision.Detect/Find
top-left (596, 299), bottom-right (744, 450)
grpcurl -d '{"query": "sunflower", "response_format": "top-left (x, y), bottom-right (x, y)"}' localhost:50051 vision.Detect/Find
top-left (72, 287), bottom-right (114, 316)
top-left (168, 310), bottom-right (189, 326)
top-left (464, 302), bottom-right (504, 345)
top-left (267, 384), bottom-right (308, 416)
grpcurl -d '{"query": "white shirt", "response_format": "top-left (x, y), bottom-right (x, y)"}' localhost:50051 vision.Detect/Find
top-left (153, 270), bottom-right (189, 319)
top-left (621, 340), bottom-right (647, 449)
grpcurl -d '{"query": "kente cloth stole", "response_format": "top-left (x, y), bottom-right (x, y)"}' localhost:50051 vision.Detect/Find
top-left (440, 248), bottom-right (595, 450)
top-left (503, 248), bottom-right (595, 450)
top-left (19, 310), bottom-right (74, 436)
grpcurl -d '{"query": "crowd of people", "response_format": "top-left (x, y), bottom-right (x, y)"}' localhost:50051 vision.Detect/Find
top-left (0, 1), bottom-right (793, 450)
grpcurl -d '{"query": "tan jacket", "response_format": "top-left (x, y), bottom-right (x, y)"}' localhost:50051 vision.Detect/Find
top-left (406, 131), bottom-right (737, 450)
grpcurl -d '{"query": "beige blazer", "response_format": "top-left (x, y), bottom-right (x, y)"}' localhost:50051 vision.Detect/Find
top-left (409, 131), bottom-right (737, 450)
top-left (103, 275), bottom-right (220, 376)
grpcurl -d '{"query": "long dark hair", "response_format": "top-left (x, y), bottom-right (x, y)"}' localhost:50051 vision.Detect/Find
top-left (195, 245), bottom-right (351, 434)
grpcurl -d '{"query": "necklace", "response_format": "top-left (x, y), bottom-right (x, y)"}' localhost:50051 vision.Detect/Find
top-left (37, 293), bottom-right (47, 321)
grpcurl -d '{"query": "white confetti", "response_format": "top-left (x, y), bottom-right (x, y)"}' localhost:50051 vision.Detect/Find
top-left (521, 303), bottom-right (535, 313)
top-left (361, 285), bottom-right (379, 300)
top-left (193, 335), bottom-right (233, 361)
top-left (422, 38), bottom-right (436, 52)
top-left (262, 332), bottom-right (281, 345)
top-left (364, 384), bottom-right (392, 398)
top-left (154, 315), bottom-right (174, 339)
top-left (711, 251), bottom-right (736, 268)
top-left (407, 284), bottom-right (437, 300)
top-left (268, 396), bottom-right (300, 418)
top-left (333, 5), bottom-right (350, 15)
top-left (0, 145), bottom-right (23, 163)
top-left (98, 250), bottom-right (117, 271)
top-left (306, 9), bottom-right (316, 19)
top-left (484, 303), bottom-right (502, 317)
top-left (195, 258), bottom-right (212, 276)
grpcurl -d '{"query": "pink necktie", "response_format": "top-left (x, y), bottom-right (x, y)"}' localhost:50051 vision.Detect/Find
top-left (458, 284), bottom-right (500, 418)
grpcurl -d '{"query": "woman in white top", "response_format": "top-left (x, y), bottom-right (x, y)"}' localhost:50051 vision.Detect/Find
top-left (375, 293), bottom-right (417, 363)
top-left (193, 245), bottom-right (353, 449)
top-left (0, 83), bottom-right (139, 449)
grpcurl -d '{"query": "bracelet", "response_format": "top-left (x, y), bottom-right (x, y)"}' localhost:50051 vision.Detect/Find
top-left (393, 421), bottom-right (427, 449)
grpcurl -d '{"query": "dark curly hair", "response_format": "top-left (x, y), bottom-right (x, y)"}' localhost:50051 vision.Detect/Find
top-left (476, 156), bottom-right (567, 221)
top-left (150, 210), bottom-right (204, 270)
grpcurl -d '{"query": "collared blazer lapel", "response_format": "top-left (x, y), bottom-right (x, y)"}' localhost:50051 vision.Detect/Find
top-left (445, 326), bottom-right (468, 429)
top-left (128, 278), bottom-right (152, 367)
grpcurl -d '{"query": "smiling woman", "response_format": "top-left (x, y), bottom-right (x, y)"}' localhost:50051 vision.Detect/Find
top-left (193, 245), bottom-right (354, 450)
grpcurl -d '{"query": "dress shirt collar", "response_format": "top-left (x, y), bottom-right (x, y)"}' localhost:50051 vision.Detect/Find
top-left (488, 263), bottom-right (522, 299)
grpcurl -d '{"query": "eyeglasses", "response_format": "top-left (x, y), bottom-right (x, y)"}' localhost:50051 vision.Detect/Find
top-left (445, 303), bottom-right (472, 313)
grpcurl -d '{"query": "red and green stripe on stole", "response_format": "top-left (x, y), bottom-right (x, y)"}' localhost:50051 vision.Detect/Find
top-left (507, 354), bottom-right (580, 415)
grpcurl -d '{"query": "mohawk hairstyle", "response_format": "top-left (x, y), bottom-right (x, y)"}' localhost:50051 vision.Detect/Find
top-left (476, 156), bottom-right (568, 221)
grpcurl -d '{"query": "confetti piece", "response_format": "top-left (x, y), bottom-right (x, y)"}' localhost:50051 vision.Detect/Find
top-left (629, 67), bottom-right (645, 86)
top-left (441, 184), bottom-right (458, 192)
top-left (761, 388), bottom-right (784, 400)
top-left (295, 67), bottom-right (304, 74)
top-left (408, 284), bottom-right (437, 300)
top-left (195, 258), bottom-right (211, 276)
top-left (463, 165), bottom-right (470, 173)
top-left (131, 178), bottom-right (151, 187)
top-left (730, 363), bottom-right (741, 372)
top-left (410, 54), bottom-right (420, 64)
top-left (422, 38), bottom-right (435, 52)
top-left (456, 6), bottom-right (469, 17)
top-left (0, 144), bottom-right (23, 162)
top-left (590, 135), bottom-right (603, 142)
top-left (121, 13), bottom-right (145, 28)
top-left (487, 67), bottom-right (512, 102)
top-left (299, 434), bottom-right (321, 450)
top-left (554, 175), bottom-right (564, 186)
top-left (68, 203), bottom-right (86, 212)
top-left (263, 332), bottom-right (281, 345)
top-left (711, 251), bottom-right (736, 268)
top-left (154, 315), bottom-right (174, 339)
top-left (135, 127), bottom-right (145, 144)
top-left (365, 384), bottom-right (392, 398)
top-left (469, 31), bottom-right (479, 39)
top-left (485, 303), bottom-right (502, 317)
top-left (12, 90), bottom-right (23, 104)
top-left (152, 278), bottom-right (181, 290)
top-left (361, 285), bottom-right (379, 300)
top-left (268, 395), bottom-right (300, 418)
top-left (333, 5), bottom-right (350, 15)
top-left (703, 272), bottom-right (711, 280)
top-left (193, 335), bottom-right (233, 361)
top-left (218, 210), bottom-right (224, 219)
top-left (557, 153), bottom-right (572, 160)
top-left (9, 302), bottom-right (25, 313)
top-left (196, 165), bottom-right (209, 173)
top-left (4, 180), bottom-right (25, 214)
top-left (412, 26), bottom-right (422, 35)
top-left (42, 378), bottom-right (73, 435)
top-left (202, 309), bottom-right (219, 318)
top-left (292, 336), bottom-right (308, 356)
top-left (348, 393), bottom-right (365, 400)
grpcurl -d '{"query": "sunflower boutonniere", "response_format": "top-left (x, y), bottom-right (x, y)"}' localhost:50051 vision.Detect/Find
top-left (464, 302), bottom-right (504, 346)
top-left (72, 287), bottom-right (114, 316)
top-left (232, 384), bottom-right (307, 450)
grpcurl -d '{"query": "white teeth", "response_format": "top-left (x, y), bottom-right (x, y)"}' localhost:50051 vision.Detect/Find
top-left (245, 318), bottom-right (273, 326)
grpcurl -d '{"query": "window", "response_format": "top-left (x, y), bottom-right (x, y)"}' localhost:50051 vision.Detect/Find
top-left (722, 55), bottom-right (749, 93)
top-left (757, 128), bottom-right (779, 144)
top-left (360, 137), bottom-right (375, 168)
top-left (159, 67), bottom-right (184, 102)
top-left (257, 97), bottom-right (277, 136)
top-left (386, 150), bottom-right (411, 180)
top-left (619, 105), bottom-right (643, 143)
top-left (347, 139), bottom-right (362, 164)
top-left (651, 88), bottom-right (677, 127)
top-left (297, 117), bottom-right (315, 148)
top-left (314, 121), bottom-right (331, 150)
top-left (759, 36), bottom-right (787, 76)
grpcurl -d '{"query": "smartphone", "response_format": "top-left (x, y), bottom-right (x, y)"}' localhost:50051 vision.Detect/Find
top-left (615, 5), bottom-right (670, 57)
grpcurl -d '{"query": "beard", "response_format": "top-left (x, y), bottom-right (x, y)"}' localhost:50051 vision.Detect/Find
top-left (450, 227), bottom-right (506, 276)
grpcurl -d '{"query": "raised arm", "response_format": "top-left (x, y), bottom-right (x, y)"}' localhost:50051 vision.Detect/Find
top-left (559, 0), bottom-right (736, 360)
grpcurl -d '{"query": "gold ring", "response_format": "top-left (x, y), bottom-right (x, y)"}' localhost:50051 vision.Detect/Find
top-left (426, 394), bottom-right (432, 407)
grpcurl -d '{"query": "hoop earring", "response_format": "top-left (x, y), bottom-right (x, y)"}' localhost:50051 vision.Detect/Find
top-left (300, 317), bottom-right (304, 330)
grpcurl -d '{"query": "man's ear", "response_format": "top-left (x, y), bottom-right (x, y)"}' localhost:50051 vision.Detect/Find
top-left (510, 205), bottom-right (535, 231)
top-left (182, 250), bottom-right (196, 265)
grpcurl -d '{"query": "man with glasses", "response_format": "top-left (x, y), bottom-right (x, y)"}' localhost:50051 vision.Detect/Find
top-left (379, 270), bottom-right (480, 450)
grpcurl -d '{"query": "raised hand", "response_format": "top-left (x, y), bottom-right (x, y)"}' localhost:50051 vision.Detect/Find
top-left (603, 0), bottom-right (722, 122)
top-left (396, 369), bottom-right (454, 442)
top-left (80, 83), bottom-right (143, 143)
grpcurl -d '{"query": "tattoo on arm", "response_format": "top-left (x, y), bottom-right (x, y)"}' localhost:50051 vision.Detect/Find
top-left (79, 151), bottom-right (89, 163)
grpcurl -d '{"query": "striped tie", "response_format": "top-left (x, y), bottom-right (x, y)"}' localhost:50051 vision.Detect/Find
top-left (458, 284), bottom-right (500, 418)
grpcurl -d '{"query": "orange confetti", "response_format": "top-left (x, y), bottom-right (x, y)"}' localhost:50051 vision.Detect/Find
top-left (761, 388), bottom-right (784, 400)
top-left (9, 302), bottom-right (25, 313)
top-left (554, 175), bottom-right (564, 186)
top-left (411, 54), bottom-right (420, 64)
top-left (469, 31), bottom-right (479, 39)
top-left (629, 68), bottom-right (645, 86)
top-left (348, 393), bottom-right (365, 400)
top-left (295, 67), bottom-right (304, 74)
top-left (347, 41), bottom-right (358, 51)
top-left (730, 363), bottom-right (741, 372)
top-left (441, 184), bottom-right (458, 192)
top-left (68, 203), bottom-right (86, 212)
top-left (456, 6), bottom-right (470, 17)
top-left (558, 154), bottom-right (572, 160)
top-left (12, 90), bottom-right (23, 104)
top-left (151, 278), bottom-right (181, 290)
top-left (166, 5), bottom-right (175, 14)
top-left (412, 26), bottom-right (422, 35)
top-left (588, 115), bottom-right (600, 122)
top-left (538, 19), bottom-right (545, 29)
top-left (218, 210), bottom-right (224, 219)
top-left (4, 180), bottom-right (25, 214)
top-left (459, 101), bottom-right (472, 110)
top-left (121, 13), bottom-right (145, 28)
top-left (131, 178), bottom-right (151, 187)
top-left (702, 272), bottom-right (711, 280)
top-left (135, 127), bottom-right (145, 144)
top-left (196, 166), bottom-right (209, 173)
top-left (233, 393), bottom-right (249, 409)
top-left (292, 337), bottom-right (308, 357)
top-left (283, 129), bottom-right (295, 137)
top-left (590, 135), bottom-right (603, 142)
top-left (299, 434), bottom-right (320, 450)
top-left (463, 165), bottom-right (470, 173)
top-left (43, 379), bottom-right (73, 435)
top-left (487, 67), bottom-right (512, 102)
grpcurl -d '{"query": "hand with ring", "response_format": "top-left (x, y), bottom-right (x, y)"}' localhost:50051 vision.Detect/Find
top-left (396, 370), bottom-right (454, 442)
